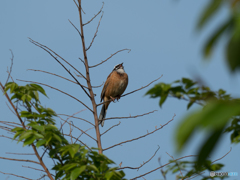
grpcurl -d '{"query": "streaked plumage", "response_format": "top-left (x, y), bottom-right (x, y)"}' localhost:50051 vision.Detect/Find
top-left (99, 63), bottom-right (128, 126)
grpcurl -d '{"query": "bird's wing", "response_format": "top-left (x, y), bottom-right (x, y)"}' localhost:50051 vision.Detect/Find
top-left (100, 72), bottom-right (112, 102)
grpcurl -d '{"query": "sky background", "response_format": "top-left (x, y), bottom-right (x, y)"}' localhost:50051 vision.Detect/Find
top-left (0, 0), bottom-right (240, 180)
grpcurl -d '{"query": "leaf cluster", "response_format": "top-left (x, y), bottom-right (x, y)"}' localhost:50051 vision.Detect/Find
top-left (5, 82), bottom-right (126, 180)
top-left (198, 0), bottom-right (240, 72)
top-left (162, 159), bottom-right (226, 180)
top-left (145, 77), bottom-right (231, 109)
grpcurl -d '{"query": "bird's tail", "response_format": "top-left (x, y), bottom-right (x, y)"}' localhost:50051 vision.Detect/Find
top-left (99, 104), bottom-right (107, 127)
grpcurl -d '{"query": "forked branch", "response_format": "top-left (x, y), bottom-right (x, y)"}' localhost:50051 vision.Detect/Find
top-left (89, 49), bottom-right (131, 68)
top-left (103, 114), bottom-right (176, 151)
top-left (118, 146), bottom-right (160, 170)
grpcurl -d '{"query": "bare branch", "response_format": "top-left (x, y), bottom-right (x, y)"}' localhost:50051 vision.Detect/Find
top-left (63, 133), bottom-right (92, 151)
top-left (103, 110), bottom-right (157, 121)
top-left (74, 127), bottom-right (94, 143)
top-left (28, 38), bottom-right (91, 98)
top-left (59, 116), bottom-right (97, 142)
top-left (118, 146), bottom-right (160, 170)
top-left (86, 12), bottom-right (104, 51)
top-left (83, 2), bottom-right (104, 26)
top-left (89, 49), bottom-right (131, 68)
top-left (77, 0), bottom-right (102, 153)
top-left (22, 165), bottom-right (54, 176)
top-left (6, 102), bottom-right (17, 116)
top-left (166, 152), bottom-right (183, 178)
top-left (27, 69), bottom-right (89, 89)
top-left (6, 152), bottom-right (35, 155)
top-left (58, 114), bottom-right (94, 126)
top-left (59, 109), bottom-right (87, 131)
top-left (130, 155), bottom-right (198, 180)
top-left (17, 79), bottom-right (93, 113)
top-left (0, 156), bottom-right (40, 164)
top-left (103, 114), bottom-right (176, 151)
top-left (211, 147), bottom-right (232, 164)
top-left (121, 75), bottom-right (163, 98)
top-left (0, 171), bottom-right (32, 180)
top-left (5, 49), bottom-right (14, 85)
top-left (68, 19), bottom-right (81, 37)
top-left (101, 121), bottom-right (121, 136)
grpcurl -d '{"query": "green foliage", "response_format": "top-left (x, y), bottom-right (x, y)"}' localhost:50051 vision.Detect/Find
top-left (162, 159), bottom-right (225, 180)
top-left (197, 0), bottom-right (240, 72)
top-left (5, 82), bottom-right (126, 180)
top-left (145, 77), bottom-right (231, 109)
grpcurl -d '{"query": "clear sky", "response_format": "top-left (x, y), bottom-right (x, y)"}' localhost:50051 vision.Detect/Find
top-left (0, 0), bottom-right (240, 179)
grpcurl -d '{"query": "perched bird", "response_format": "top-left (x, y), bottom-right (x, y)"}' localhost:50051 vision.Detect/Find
top-left (99, 63), bottom-right (128, 127)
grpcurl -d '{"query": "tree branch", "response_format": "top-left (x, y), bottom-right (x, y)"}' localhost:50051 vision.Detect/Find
top-left (118, 146), bottom-right (160, 170)
top-left (0, 171), bottom-right (32, 180)
top-left (83, 2), bottom-right (104, 26)
top-left (17, 79), bottom-right (93, 113)
top-left (0, 156), bottom-right (40, 164)
top-left (28, 38), bottom-right (91, 99)
top-left (130, 155), bottom-right (198, 180)
top-left (89, 49), bottom-right (131, 68)
top-left (86, 12), bottom-right (104, 51)
top-left (101, 121), bottom-right (121, 136)
top-left (103, 110), bottom-right (157, 121)
top-left (103, 114), bottom-right (176, 151)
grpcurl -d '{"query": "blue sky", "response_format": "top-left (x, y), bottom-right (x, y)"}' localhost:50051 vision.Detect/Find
top-left (0, 0), bottom-right (240, 179)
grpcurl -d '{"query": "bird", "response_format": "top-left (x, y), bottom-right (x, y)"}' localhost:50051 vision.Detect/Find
top-left (99, 63), bottom-right (128, 127)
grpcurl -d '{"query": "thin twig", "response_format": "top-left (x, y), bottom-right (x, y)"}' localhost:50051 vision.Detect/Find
top-left (166, 152), bottom-right (183, 178)
top-left (103, 110), bottom-right (157, 121)
top-left (0, 171), bottom-right (32, 180)
top-left (101, 121), bottom-right (121, 136)
top-left (86, 12), bottom-right (104, 51)
top-left (74, 127), bottom-right (94, 143)
top-left (27, 69), bottom-right (89, 89)
top-left (6, 152), bottom-right (35, 155)
top-left (89, 49), bottom-right (131, 68)
top-left (63, 134), bottom-right (92, 151)
top-left (83, 2), bottom-right (104, 26)
top-left (17, 79), bottom-right (93, 113)
top-left (69, 19), bottom-right (81, 36)
top-left (59, 109), bottom-right (87, 131)
top-left (58, 114), bottom-right (94, 126)
top-left (5, 102), bottom-right (17, 116)
top-left (0, 156), bottom-right (40, 164)
top-left (59, 117), bottom-right (97, 142)
top-left (103, 114), bottom-right (175, 151)
top-left (5, 49), bottom-right (14, 85)
top-left (118, 146), bottom-right (160, 170)
top-left (121, 75), bottom-right (163, 98)
top-left (28, 38), bottom-right (91, 99)
top-left (130, 155), bottom-right (198, 180)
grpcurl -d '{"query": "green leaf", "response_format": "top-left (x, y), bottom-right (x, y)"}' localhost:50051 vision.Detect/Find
top-left (203, 18), bottom-right (232, 58)
top-left (36, 139), bottom-right (46, 148)
top-left (70, 166), bottom-right (86, 180)
top-left (176, 100), bottom-right (240, 151)
top-left (30, 84), bottom-right (48, 97)
top-left (196, 128), bottom-right (224, 170)
top-left (18, 131), bottom-right (33, 142)
top-left (226, 36), bottom-right (240, 72)
top-left (23, 136), bottom-right (36, 146)
top-left (87, 164), bottom-right (99, 172)
top-left (159, 94), bottom-right (168, 108)
top-left (105, 172), bottom-right (114, 180)
top-left (197, 0), bottom-right (223, 29)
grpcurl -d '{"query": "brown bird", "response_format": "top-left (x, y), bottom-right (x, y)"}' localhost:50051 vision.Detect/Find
top-left (99, 63), bottom-right (128, 127)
